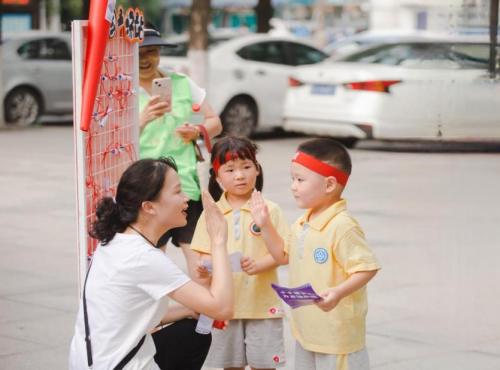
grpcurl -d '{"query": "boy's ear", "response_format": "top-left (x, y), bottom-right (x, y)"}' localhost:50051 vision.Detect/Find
top-left (325, 176), bottom-right (338, 193)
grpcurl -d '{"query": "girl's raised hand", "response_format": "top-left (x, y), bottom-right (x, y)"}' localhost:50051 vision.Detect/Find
top-left (240, 256), bottom-right (259, 275)
top-left (201, 190), bottom-right (227, 247)
top-left (249, 190), bottom-right (270, 228)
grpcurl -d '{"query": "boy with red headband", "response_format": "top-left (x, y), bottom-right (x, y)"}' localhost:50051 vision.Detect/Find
top-left (288, 138), bottom-right (380, 370)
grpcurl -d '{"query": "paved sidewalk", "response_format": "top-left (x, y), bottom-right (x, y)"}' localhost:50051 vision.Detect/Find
top-left (1, 127), bottom-right (500, 369)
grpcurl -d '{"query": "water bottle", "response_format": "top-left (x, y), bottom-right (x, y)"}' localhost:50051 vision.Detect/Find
top-left (191, 103), bottom-right (204, 125)
top-left (192, 103), bottom-right (210, 189)
top-left (195, 314), bottom-right (225, 334)
top-left (195, 314), bottom-right (214, 335)
top-left (191, 103), bottom-right (206, 153)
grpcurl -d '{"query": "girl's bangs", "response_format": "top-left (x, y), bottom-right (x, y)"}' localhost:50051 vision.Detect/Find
top-left (216, 141), bottom-right (256, 166)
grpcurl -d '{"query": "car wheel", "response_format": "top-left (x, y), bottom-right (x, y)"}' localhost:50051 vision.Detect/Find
top-left (221, 97), bottom-right (257, 137)
top-left (4, 87), bottom-right (42, 126)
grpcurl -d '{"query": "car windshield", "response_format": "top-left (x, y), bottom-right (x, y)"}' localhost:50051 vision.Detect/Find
top-left (337, 42), bottom-right (490, 69)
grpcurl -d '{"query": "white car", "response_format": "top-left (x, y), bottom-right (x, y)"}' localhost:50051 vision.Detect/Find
top-left (160, 34), bottom-right (328, 136)
top-left (283, 36), bottom-right (500, 144)
top-left (2, 31), bottom-right (73, 126)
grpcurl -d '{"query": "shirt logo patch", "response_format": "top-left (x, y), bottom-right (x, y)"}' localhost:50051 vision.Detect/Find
top-left (249, 222), bottom-right (261, 236)
top-left (314, 248), bottom-right (328, 264)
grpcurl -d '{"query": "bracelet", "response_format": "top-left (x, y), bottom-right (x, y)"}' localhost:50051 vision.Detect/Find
top-left (198, 124), bottom-right (212, 152)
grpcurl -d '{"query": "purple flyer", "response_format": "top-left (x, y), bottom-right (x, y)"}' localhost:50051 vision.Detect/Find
top-left (271, 283), bottom-right (322, 309)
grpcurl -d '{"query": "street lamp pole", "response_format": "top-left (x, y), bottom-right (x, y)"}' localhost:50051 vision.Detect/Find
top-left (489, 0), bottom-right (499, 77)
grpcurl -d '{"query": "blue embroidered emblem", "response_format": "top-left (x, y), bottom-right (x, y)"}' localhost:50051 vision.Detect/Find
top-left (314, 248), bottom-right (328, 264)
top-left (249, 222), bottom-right (261, 236)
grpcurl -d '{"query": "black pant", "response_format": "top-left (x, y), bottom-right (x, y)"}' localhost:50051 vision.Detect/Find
top-left (152, 318), bottom-right (212, 370)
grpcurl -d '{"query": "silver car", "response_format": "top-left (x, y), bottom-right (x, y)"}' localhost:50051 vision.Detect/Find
top-left (2, 31), bottom-right (73, 126)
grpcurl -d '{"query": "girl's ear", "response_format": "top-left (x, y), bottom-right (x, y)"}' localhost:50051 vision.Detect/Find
top-left (325, 176), bottom-right (338, 193)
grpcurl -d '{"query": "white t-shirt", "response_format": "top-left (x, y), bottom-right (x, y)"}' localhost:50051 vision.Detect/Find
top-left (69, 233), bottom-right (190, 370)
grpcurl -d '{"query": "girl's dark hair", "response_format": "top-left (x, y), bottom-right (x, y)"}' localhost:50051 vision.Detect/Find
top-left (90, 157), bottom-right (177, 245)
top-left (208, 136), bottom-right (263, 200)
top-left (297, 138), bottom-right (352, 175)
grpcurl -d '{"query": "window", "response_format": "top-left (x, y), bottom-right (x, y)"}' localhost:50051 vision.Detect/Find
top-left (447, 43), bottom-right (489, 69)
top-left (341, 43), bottom-right (439, 65)
top-left (18, 40), bottom-right (42, 59)
top-left (340, 42), bottom-right (490, 70)
top-left (17, 38), bottom-right (71, 60)
top-left (236, 42), bottom-right (286, 65)
top-left (160, 36), bottom-right (234, 58)
top-left (287, 42), bottom-right (328, 66)
top-left (41, 38), bottom-right (71, 60)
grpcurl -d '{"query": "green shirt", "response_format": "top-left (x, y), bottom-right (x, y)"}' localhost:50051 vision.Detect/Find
top-left (139, 73), bottom-right (200, 200)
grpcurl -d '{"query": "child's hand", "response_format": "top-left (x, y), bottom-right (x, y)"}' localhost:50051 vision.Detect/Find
top-left (196, 262), bottom-right (211, 279)
top-left (240, 256), bottom-right (259, 275)
top-left (249, 190), bottom-right (270, 228)
top-left (316, 288), bottom-right (342, 312)
top-left (196, 254), bottom-right (212, 279)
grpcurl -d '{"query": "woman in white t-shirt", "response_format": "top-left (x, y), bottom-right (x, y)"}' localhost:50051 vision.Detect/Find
top-left (69, 157), bottom-right (233, 370)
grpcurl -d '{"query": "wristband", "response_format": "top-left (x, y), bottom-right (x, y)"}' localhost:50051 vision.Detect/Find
top-left (197, 124), bottom-right (212, 152)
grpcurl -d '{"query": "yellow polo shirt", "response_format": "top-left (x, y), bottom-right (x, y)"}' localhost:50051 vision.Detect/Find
top-left (191, 193), bottom-right (289, 319)
top-left (287, 199), bottom-right (380, 355)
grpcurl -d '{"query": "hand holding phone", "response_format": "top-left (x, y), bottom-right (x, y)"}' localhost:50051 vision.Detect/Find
top-left (152, 77), bottom-right (172, 112)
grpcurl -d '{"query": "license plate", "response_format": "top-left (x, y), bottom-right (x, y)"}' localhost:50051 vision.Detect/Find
top-left (311, 84), bottom-right (336, 95)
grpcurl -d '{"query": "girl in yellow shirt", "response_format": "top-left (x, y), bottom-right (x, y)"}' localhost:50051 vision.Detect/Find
top-left (191, 136), bottom-right (289, 370)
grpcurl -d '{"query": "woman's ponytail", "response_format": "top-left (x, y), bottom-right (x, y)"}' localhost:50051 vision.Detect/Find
top-left (90, 197), bottom-right (126, 245)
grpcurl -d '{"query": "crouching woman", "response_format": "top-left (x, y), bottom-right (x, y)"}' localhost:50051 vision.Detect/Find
top-left (69, 157), bottom-right (232, 370)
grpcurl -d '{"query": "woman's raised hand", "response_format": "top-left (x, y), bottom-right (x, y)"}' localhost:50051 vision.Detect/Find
top-left (201, 190), bottom-right (227, 247)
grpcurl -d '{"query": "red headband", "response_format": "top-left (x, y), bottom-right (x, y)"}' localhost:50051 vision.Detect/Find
top-left (292, 151), bottom-right (349, 186)
top-left (212, 151), bottom-right (257, 174)
top-left (212, 152), bottom-right (237, 174)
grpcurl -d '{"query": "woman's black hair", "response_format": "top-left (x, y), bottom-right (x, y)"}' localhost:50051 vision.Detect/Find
top-left (208, 136), bottom-right (263, 201)
top-left (90, 157), bottom-right (177, 245)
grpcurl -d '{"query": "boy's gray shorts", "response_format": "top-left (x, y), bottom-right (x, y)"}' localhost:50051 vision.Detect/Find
top-left (204, 318), bottom-right (286, 368)
top-left (295, 341), bottom-right (370, 370)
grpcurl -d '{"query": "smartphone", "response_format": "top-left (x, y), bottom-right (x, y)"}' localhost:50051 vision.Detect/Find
top-left (152, 77), bottom-right (172, 112)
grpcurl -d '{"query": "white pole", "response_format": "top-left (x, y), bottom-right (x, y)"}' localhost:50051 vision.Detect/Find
top-left (40, 0), bottom-right (48, 30)
top-left (0, 42), bottom-right (5, 127)
top-left (50, 0), bottom-right (61, 32)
